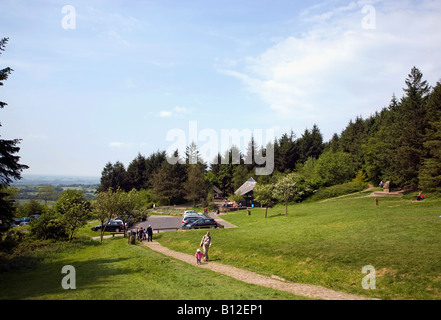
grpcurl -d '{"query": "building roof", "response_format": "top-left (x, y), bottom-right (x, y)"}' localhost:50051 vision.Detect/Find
top-left (211, 185), bottom-right (223, 195)
top-left (234, 177), bottom-right (257, 196)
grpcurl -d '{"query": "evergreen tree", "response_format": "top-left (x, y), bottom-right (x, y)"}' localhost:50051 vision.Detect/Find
top-left (144, 150), bottom-right (167, 188)
top-left (419, 81), bottom-right (441, 193)
top-left (297, 124), bottom-right (323, 163)
top-left (390, 67), bottom-right (430, 188)
top-left (361, 97), bottom-right (400, 183)
top-left (184, 164), bottom-right (207, 205)
top-left (127, 153), bottom-right (148, 190)
top-left (326, 133), bottom-right (340, 152)
top-left (209, 153), bottom-right (222, 177)
top-left (232, 165), bottom-right (250, 192)
top-left (183, 143), bottom-right (207, 205)
top-left (98, 161), bottom-right (129, 192)
top-left (0, 37), bottom-right (28, 229)
top-left (151, 150), bottom-right (186, 205)
top-left (217, 148), bottom-right (238, 195)
top-left (244, 135), bottom-right (260, 172)
top-left (275, 131), bottom-right (298, 172)
top-left (0, 37), bottom-right (28, 185)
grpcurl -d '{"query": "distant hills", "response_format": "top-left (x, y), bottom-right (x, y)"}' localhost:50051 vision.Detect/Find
top-left (13, 174), bottom-right (100, 186)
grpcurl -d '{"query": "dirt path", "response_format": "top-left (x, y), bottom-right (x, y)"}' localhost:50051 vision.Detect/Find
top-left (319, 184), bottom-right (377, 203)
top-left (141, 241), bottom-right (376, 300)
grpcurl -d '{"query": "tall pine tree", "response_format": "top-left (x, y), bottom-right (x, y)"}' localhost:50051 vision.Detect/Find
top-left (1, 37), bottom-right (28, 229)
top-left (391, 67), bottom-right (430, 188)
top-left (151, 150), bottom-right (186, 205)
top-left (418, 81), bottom-right (441, 193)
top-left (183, 143), bottom-right (207, 205)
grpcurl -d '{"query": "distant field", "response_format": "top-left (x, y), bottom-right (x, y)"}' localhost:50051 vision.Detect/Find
top-left (12, 184), bottom-right (98, 206)
top-left (157, 196), bottom-right (441, 300)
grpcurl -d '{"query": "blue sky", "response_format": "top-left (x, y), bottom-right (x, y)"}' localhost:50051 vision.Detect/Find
top-left (1, 0), bottom-right (441, 177)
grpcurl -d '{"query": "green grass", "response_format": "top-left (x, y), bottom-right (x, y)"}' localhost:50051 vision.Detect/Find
top-left (0, 237), bottom-right (307, 300)
top-left (3, 195), bottom-right (441, 300)
top-left (157, 196), bottom-right (441, 300)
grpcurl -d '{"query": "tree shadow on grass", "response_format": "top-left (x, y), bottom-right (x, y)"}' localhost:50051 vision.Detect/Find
top-left (267, 213), bottom-right (284, 219)
top-left (0, 256), bottom-right (135, 299)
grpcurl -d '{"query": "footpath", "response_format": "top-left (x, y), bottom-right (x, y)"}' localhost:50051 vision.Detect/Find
top-left (141, 241), bottom-right (376, 300)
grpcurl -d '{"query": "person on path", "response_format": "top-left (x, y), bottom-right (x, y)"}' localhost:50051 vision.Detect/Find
top-left (200, 231), bottom-right (212, 262)
top-left (195, 249), bottom-right (205, 265)
top-left (147, 225), bottom-right (153, 242)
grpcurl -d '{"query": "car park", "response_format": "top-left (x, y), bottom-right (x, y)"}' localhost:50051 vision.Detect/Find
top-left (182, 218), bottom-right (217, 229)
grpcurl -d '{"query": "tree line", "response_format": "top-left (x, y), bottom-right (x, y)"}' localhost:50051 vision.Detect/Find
top-left (98, 67), bottom-right (441, 205)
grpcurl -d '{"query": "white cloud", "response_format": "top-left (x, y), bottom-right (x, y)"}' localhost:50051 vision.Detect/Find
top-left (109, 142), bottom-right (125, 148)
top-left (221, 0), bottom-right (441, 137)
top-left (25, 133), bottom-right (48, 141)
top-left (159, 110), bottom-right (172, 117)
top-left (158, 106), bottom-right (192, 118)
top-left (173, 106), bottom-right (190, 114)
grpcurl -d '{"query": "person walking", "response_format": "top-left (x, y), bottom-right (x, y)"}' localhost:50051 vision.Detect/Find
top-left (200, 231), bottom-right (212, 262)
top-left (147, 225), bottom-right (153, 242)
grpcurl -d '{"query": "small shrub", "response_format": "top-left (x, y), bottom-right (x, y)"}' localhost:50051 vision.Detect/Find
top-left (29, 210), bottom-right (68, 241)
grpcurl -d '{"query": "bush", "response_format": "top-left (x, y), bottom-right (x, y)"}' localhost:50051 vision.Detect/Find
top-left (313, 150), bottom-right (357, 187)
top-left (0, 230), bottom-right (26, 254)
top-left (29, 210), bottom-right (68, 241)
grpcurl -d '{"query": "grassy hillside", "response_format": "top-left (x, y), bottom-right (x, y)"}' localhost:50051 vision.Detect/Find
top-left (157, 196), bottom-right (441, 300)
top-left (2, 195), bottom-right (440, 300)
top-left (0, 237), bottom-right (305, 300)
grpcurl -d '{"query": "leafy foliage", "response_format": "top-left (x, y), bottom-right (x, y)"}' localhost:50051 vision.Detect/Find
top-left (55, 190), bottom-right (91, 240)
top-left (0, 37), bottom-right (28, 230)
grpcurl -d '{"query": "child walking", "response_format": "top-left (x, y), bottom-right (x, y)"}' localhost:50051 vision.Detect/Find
top-left (195, 249), bottom-right (205, 265)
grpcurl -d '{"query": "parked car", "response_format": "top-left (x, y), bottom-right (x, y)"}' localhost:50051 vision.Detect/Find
top-left (183, 210), bottom-right (204, 219)
top-left (115, 216), bottom-right (134, 227)
top-left (181, 216), bottom-right (202, 227)
top-left (182, 218), bottom-right (217, 229)
top-left (91, 219), bottom-right (125, 232)
top-left (10, 219), bottom-right (21, 228)
top-left (19, 217), bottom-right (31, 226)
